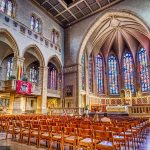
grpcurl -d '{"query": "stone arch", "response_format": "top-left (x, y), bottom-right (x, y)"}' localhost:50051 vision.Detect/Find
top-left (0, 28), bottom-right (19, 57)
top-left (47, 55), bottom-right (62, 73)
top-left (23, 44), bottom-right (45, 67)
top-left (77, 10), bottom-right (150, 65)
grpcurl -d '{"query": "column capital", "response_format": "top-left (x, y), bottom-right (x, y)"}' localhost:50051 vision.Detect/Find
top-left (13, 56), bottom-right (25, 62)
top-left (39, 66), bottom-right (49, 70)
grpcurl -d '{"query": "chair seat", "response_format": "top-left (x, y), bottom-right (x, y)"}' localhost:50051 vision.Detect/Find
top-left (22, 130), bottom-right (29, 134)
top-left (113, 135), bottom-right (125, 139)
top-left (41, 132), bottom-right (49, 137)
top-left (121, 132), bottom-right (132, 135)
top-left (65, 136), bottom-right (76, 141)
top-left (80, 138), bottom-right (93, 143)
top-left (31, 131), bottom-right (38, 135)
top-left (127, 129), bottom-right (136, 132)
top-left (52, 134), bottom-right (62, 140)
top-left (98, 140), bottom-right (113, 147)
top-left (14, 129), bottom-right (20, 133)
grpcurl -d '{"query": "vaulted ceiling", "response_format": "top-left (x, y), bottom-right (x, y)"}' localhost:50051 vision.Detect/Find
top-left (32, 0), bottom-right (124, 27)
top-left (86, 13), bottom-right (150, 61)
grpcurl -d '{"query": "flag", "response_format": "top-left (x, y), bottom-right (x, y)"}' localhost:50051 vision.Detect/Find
top-left (17, 64), bottom-right (21, 80)
top-left (17, 64), bottom-right (23, 80)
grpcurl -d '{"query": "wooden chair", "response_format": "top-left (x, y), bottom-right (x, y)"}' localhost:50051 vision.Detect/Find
top-left (21, 122), bottom-right (30, 144)
top-left (49, 126), bottom-right (63, 150)
top-left (94, 131), bottom-right (119, 150)
top-left (39, 124), bottom-right (51, 148)
top-left (109, 126), bottom-right (127, 150)
top-left (63, 127), bottom-right (77, 150)
top-left (77, 128), bottom-right (94, 150)
top-left (29, 123), bottom-right (39, 147)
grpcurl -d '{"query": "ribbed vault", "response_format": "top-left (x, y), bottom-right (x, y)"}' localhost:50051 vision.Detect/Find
top-left (86, 13), bottom-right (150, 62)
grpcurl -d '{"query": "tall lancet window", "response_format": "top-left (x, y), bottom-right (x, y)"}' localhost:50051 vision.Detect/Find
top-left (123, 51), bottom-right (135, 93)
top-left (95, 54), bottom-right (104, 94)
top-left (138, 48), bottom-right (150, 92)
top-left (7, 56), bottom-right (13, 79)
top-left (48, 63), bottom-right (58, 90)
top-left (0, 0), bottom-right (14, 17)
top-left (88, 54), bottom-right (94, 93)
top-left (30, 15), bottom-right (41, 33)
top-left (81, 52), bottom-right (86, 90)
top-left (29, 62), bottom-right (39, 83)
top-left (108, 54), bottom-right (119, 94)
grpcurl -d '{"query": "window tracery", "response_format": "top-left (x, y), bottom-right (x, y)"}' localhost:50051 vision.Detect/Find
top-left (48, 63), bottom-right (58, 90)
top-left (108, 54), bottom-right (119, 95)
top-left (138, 48), bottom-right (150, 92)
top-left (95, 53), bottom-right (104, 94)
top-left (122, 51), bottom-right (135, 93)
top-left (0, 0), bottom-right (14, 17)
top-left (30, 15), bottom-right (41, 33)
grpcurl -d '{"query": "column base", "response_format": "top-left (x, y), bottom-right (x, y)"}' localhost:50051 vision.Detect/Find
top-left (36, 108), bottom-right (47, 114)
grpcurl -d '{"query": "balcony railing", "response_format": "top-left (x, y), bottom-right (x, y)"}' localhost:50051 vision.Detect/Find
top-left (0, 12), bottom-right (61, 54)
top-left (31, 82), bottom-right (41, 95)
top-left (128, 106), bottom-right (150, 115)
top-left (47, 89), bottom-right (61, 98)
top-left (4, 79), bottom-right (16, 91)
top-left (48, 107), bottom-right (84, 115)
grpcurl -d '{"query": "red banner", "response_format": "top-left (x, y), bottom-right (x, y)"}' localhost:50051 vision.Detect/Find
top-left (16, 80), bottom-right (32, 95)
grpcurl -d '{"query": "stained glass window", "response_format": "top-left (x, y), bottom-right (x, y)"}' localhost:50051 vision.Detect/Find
top-left (89, 54), bottom-right (93, 93)
top-left (123, 51), bottom-right (135, 93)
top-left (7, 56), bottom-right (13, 79)
top-left (30, 15), bottom-right (41, 33)
top-left (0, 0), bottom-right (13, 17)
top-left (108, 54), bottom-right (119, 94)
top-left (51, 29), bottom-right (59, 44)
top-left (95, 54), bottom-right (104, 94)
top-left (29, 62), bottom-right (39, 83)
top-left (138, 48), bottom-right (150, 92)
top-left (81, 52), bottom-right (85, 90)
top-left (48, 63), bottom-right (58, 90)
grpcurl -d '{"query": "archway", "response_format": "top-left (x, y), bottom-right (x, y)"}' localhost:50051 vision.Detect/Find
top-left (77, 11), bottom-right (150, 111)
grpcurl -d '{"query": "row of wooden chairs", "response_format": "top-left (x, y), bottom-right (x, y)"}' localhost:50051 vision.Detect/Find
top-left (0, 115), bottom-right (149, 150)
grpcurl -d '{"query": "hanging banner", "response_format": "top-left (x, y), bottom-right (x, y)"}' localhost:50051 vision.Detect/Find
top-left (16, 80), bottom-right (32, 95)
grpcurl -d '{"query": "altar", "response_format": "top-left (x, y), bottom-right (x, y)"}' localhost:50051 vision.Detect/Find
top-left (106, 105), bottom-right (129, 114)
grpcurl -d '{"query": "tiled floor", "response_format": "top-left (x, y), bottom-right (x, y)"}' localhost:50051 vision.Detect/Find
top-left (0, 129), bottom-right (150, 150)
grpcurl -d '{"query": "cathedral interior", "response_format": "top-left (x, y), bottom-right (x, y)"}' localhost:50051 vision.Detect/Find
top-left (0, 0), bottom-right (150, 149)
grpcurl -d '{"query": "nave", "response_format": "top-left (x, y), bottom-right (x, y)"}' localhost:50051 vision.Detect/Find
top-left (0, 114), bottom-right (149, 150)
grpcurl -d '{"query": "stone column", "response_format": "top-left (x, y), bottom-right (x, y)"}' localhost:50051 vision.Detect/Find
top-left (13, 56), bottom-right (25, 78)
top-left (7, 92), bottom-right (15, 114)
top-left (36, 96), bottom-right (42, 114)
top-left (38, 66), bottom-right (48, 114)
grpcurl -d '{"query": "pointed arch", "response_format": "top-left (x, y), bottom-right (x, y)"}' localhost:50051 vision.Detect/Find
top-left (0, 28), bottom-right (19, 56)
top-left (78, 10), bottom-right (150, 65)
top-left (47, 55), bottom-right (62, 73)
top-left (23, 44), bottom-right (45, 67)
